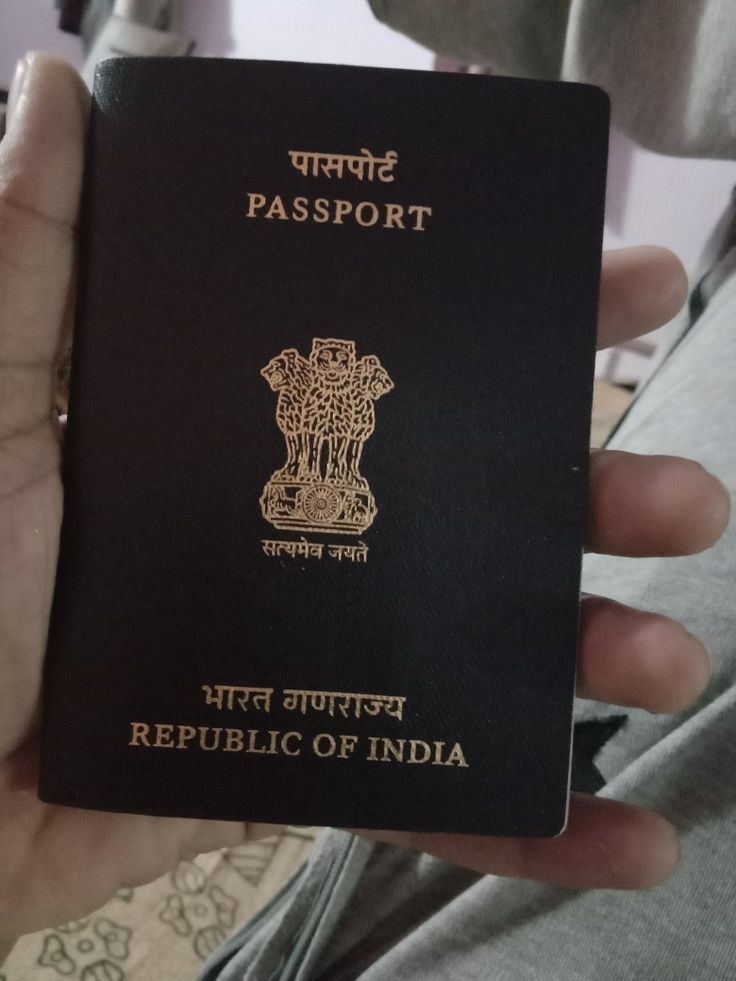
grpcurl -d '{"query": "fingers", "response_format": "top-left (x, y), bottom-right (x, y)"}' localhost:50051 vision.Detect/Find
top-left (576, 595), bottom-right (711, 713)
top-left (354, 794), bottom-right (679, 890)
top-left (586, 450), bottom-right (731, 557)
top-left (597, 246), bottom-right (688, 350)
top-left (584, 452), bottom-right (725, 713)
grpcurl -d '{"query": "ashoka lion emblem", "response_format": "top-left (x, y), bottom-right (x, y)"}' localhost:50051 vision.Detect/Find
top-left (259, 338), bottom-right (393, 535)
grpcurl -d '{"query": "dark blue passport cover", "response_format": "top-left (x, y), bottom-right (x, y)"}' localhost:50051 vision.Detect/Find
top-left (39, 58), bottom-right (609, 836)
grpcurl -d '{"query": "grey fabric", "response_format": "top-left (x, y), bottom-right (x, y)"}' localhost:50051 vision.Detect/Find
top-left (81, 0), bottom-right (114, 50)
top-left (370, 0), bottom-right (571, 81)
top-left (197, 831), bottom-right (375, 981)
top-left (81, 0), bottom-right (179, 50)
top-left (369, 0), bottom-right (736, 159)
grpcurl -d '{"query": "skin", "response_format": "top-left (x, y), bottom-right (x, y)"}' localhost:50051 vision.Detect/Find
top-left (0, 55), bottom-right (731, 945)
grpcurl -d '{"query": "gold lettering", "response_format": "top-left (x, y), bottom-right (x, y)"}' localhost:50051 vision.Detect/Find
top-left (287, 148), bottom-right (398, 183)
top-left (176, 725), bottom-right (197, 749)
top-left (129, 722), bottom-right (150, 746)
top-left (154, 724), bottom-right (175, 748)
top-left (199, 726), bottom-right (222, 751)
top-left (333, 199), bottom-right (353, 224)
top-left (376, 150), bottom-right (398, 182)
top-left (247, 729), bottom-right (268, 754)
top-left (265, 195), bottom-right (288, 220)
top-left (245, 194), bottom-right (432, 233)
top-left (225, 728), bottom-right (244, 752)
top-left (347, 149), bottom-right (376, 181)
top-left (445, 742), bottom-right (469, 767)
top-left (130, 720), bottom-right (389, 761)
top-left (338, 734), bottom-right (359, 759)
top-left (250, 687), bottom-right (273, 712)
top-left (363, 696), bottom-right (384, 716)
top-left (361, 735), bottom-right (464, 765)
top-left (382, 695), bottom-right (405, 720)
top-left (246, 192), bottom-right (266, 217)
top-left (282, 731), bottom-right (303, 756)
top-left (319, 154), bottom-right (347, 178)
top-left (283, 689), bottom-right (309, 713)
top-left (292, 196), bottom-right (309, 221)
top-left (354, 201), bottom-right (379, 226)
top-left (203, 684), bottom-right (230, 709)
top-left (407, 739), bottom-right (432, 764)
top-left (337, 692), bottom-right (360, 717)
top-left (408, 205), bottom-right (432, 231)
top-left (288, 150), bottom-right (318, 177)
top-left (313, 198), bottom-right (330, 223)
top-left (383, 204), bottom-right (405, 229)
top-left (313, 732), bottom-right (336, 757)
top-left (381, 738), bottom-right (405, 763)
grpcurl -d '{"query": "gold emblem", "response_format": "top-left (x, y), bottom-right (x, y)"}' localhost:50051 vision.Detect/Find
top-left (260, 338), bottom-right (393, 535)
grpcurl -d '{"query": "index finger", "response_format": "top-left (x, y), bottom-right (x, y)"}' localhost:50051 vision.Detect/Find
top-left (351, 793), bottom-right (679, 890)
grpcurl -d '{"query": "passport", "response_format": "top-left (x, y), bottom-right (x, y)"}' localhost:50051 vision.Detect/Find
top-left (38, 58), bottom-right (609, 836)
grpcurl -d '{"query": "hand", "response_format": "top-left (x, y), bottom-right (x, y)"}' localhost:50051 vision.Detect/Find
top-left (0, 54), bottom-right (729, 940)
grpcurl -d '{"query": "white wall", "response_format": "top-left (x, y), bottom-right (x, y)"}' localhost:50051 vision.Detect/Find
top-left (600, 126), bottom-right (736, 382)
top-left (0, 0), bottom-right (83, 79)
top-left (604, 132), bottom-right (736, 273)
top-left (181, 0), bottom-right (431, 69)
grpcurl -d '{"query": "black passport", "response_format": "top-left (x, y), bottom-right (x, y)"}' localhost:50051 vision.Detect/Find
top-left (39, 59), bottom-right (609, 836)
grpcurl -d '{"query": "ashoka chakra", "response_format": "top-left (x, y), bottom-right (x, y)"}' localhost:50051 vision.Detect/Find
top-left (301, 485), bottom-right (342, 524)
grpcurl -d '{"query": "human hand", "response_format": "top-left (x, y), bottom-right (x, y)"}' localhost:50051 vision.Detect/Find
top-left (0, 54), bottom-right (729, 941)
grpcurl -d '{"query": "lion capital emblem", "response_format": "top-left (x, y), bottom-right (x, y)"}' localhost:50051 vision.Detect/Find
top-left (260, 338), bottom-right (393, 535)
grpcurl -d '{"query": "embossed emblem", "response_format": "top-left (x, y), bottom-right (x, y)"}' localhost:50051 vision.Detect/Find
top-left (260, 338), bottom-right (393, 534)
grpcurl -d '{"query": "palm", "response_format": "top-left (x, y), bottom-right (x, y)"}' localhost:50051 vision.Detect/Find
top-left (0, 56), bottom-right (729, 939)
top-left (2, 740), bottom-right (249, 934)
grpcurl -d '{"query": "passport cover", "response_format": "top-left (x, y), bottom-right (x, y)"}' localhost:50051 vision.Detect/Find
top-left (39, 58), bottom-right (609, 836)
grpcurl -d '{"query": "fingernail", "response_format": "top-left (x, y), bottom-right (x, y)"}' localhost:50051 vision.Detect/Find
top-left (6, 55), bottom-right (30, 132)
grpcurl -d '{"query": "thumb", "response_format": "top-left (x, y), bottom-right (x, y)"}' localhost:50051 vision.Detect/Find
top-left (0, 55), bottom-right (88, 759)
top-left (0, 51), bottom-right (88, 386)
